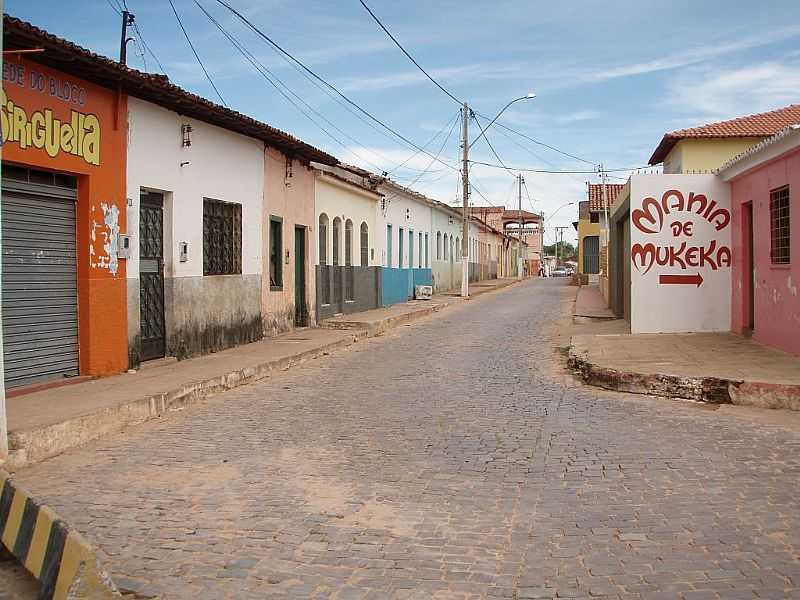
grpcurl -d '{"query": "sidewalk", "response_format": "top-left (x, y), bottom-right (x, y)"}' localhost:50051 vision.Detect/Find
top-left (569, 332), bottom-right (800, 409)
top-left (4, 277), bottom-right (521, 469)
top-left (574, 283), bottom-right (615, 319)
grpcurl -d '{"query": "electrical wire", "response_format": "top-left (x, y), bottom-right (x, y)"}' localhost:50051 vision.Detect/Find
top-left (168, 0), bottom-right (227, 106)
top-left (399, 112), bottom-right (460, 190)
top-left (211, 0), bottom-right (459, 172)
top-left (356, 0), bottom-right (462, 105)
top-left (386, 111), bottom-right (460, 175)
top-left (104, 0), bottom-right (122, 15)
top-left (474, 112), bottom-right (596, 166)
top-left (131, 18), bottom-right (169, 75)
top-left (470, 159), bottom-right (652, 174)
top-left (471, 111), bottom-right (517, 178)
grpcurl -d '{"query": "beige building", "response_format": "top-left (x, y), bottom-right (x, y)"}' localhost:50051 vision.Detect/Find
top-left (649, 104), bottom-right (800, 173)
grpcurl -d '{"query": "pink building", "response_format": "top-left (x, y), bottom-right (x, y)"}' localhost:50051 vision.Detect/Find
top-left (719, 125), bottom-right (800, 355)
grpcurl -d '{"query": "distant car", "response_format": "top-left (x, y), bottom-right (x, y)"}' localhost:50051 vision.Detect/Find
top-left (551, 267), bottom-right (569, 277)
top-left (565, 265), bottom-right (575, 275)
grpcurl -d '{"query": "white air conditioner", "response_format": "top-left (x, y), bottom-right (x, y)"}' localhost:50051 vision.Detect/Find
top-left (415, 285), bottom-right (433, 300)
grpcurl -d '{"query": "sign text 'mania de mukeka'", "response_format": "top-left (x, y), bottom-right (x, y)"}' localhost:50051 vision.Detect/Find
top-left (630, 189), bottom-right (732, 276)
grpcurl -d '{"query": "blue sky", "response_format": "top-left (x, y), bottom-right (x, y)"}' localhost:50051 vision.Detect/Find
top-left (8, 0), bottom-right (800, 243)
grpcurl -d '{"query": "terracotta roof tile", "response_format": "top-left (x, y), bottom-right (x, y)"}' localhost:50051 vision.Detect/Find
top-left (649, 104), bottom-right (800, 165)
top-left (587, 183), bottom-right (624, 211)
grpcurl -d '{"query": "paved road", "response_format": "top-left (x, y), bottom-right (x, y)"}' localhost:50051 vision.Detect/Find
top-left (12, 279), bottom-right (800, 599)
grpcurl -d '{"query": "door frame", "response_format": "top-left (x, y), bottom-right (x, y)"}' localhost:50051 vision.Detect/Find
top-left (139, 190), bottom-right (166, 361)
top-left (294, 225), bottom-right (308, 327)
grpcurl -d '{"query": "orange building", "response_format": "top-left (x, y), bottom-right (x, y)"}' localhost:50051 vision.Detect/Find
top-left (2, 25), bottom-right (129, 388)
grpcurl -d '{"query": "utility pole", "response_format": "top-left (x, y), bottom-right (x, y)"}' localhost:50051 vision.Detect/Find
top-left (555, 226), bottom-right (568, 266)
top-left (600, 163), bottom-right (609, 273)
top-left (461, 103), bottom-right (470, 298)
top-left (119, 10), bottom-right (135, 65)
top-left (517, 173), bottom-right (524, 279)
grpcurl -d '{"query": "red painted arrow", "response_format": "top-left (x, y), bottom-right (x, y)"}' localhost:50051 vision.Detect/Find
top-left (659, 273), bottom-right (703, 287)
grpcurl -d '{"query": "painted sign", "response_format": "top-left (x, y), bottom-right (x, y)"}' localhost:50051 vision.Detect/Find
top-left (629, 174), bottom-right (732, 334)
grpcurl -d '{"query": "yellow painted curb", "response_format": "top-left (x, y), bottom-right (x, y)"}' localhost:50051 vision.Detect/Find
top-left (0, 470), bottom-right (119, 599)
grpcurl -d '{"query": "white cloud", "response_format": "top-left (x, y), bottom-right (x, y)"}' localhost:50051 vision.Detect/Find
top-left (336, 62), bottom-right (524, 93)
top-left (665, 61), bottom-right (800, 118)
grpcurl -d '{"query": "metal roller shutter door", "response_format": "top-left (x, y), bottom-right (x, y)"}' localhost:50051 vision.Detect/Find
top-left (2, 182), bottom-right (79, 388)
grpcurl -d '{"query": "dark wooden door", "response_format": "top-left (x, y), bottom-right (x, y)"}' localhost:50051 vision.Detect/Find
top-left (294, 226), bottom-right (307, 326)
top-left (139, 191), bottom-right (166, 361)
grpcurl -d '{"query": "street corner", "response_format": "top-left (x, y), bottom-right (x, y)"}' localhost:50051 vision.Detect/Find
top-left (0, 471), bottom-right (120, 600)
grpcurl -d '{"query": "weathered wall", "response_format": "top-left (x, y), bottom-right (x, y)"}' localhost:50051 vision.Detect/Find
top-left (2, 57), bottom-right (129, 377)
top-left (127, 97), bottom-right (264, 360)
top-left (432, 259), bottom-right (458, 293)
top-left (316, 266), bottom-right (380, 321)
top-left (729, 147), bottom-right (800, 355)
top-left (165, 274), bottom-right (261, 359)
top-left (263, 148), bottom-right (316, 337)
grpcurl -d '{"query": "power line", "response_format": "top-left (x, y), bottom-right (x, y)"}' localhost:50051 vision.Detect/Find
top-left (475, 113), bottom-right (596, 166)
top-left (470, 159), bottom-right (651, 174)
top-left (104, 0), bottom-right (122, 15)
top-left (212, 0), bottom-right (458, 172)
top-left (386, 111), bottom-right (460, 175)
top-left (168, 0), bottom-right (227, 106)
top-left (399, 111), bottom-right (460, 190)
top-left (356, 0), bottom-right (461, 105)
top-left (131, 18), bottom-right (169, 75)
top-left (471, 111), bottom-right (518, 178)
top-left (195, 0), bottom-right (459, 181)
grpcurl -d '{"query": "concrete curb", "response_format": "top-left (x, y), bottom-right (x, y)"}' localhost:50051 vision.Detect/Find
top-left (8, 334), bottom-right (363, 468)
top-left (321, 302), bottom-right (448, 335)
top-left (0, 471), bottom-right (119, 599)
top-left (568, 346), bottom-right (800, 409)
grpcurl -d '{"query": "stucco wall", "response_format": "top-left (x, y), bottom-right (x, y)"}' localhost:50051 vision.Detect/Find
top-left (729, 148), bottom-right (800, 355)
top-left (126, 97), bottom-right (264, 361)
top-left (316, 266), bottom-right (380, 320)
top-left (263, 148), bottom-right (316, 336)
top-left (315, 175), bottom-right (379, 267)
top-left (377, 185), bottom-right (433, 269)
top-left (664, 138), bottom-right (764, 174)
top-left (577, 218), bottom-right (600, 274)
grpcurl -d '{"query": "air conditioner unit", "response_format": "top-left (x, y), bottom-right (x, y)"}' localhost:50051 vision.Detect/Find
top-left (415, 285), bottom-right (433, 300)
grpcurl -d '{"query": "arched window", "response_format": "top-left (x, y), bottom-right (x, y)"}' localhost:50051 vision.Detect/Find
top-left (344, 219), bottom-right (353, 267)
top-left (332, 217), bottom-right (341, 266)
top-left (443, 234), bottom-right (449, 260)
top-left (450, 236), bottom-right (455, 263)
top-left (360, 222), bottom-right (369, 266)
top-left (318, 213), bottom-right (329, 265)
top-left (455, 237), bottom-right (460, 260)
top-left (437, 231), bottom-right (442, 260)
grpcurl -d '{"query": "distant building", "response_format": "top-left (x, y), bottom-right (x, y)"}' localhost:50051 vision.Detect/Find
top-left (649, 104), bottom-right (800, 173)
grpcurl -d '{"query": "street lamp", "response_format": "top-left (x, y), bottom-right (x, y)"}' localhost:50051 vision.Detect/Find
top-left (461, 93), bottom-right (536, 298)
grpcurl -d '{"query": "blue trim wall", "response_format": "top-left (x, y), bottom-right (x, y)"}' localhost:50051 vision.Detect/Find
top-left (380, 267), bottom-right (433, 307)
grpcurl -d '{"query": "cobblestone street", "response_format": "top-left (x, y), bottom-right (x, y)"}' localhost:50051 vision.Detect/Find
top-left (11, 279), bottom-right (800, 599)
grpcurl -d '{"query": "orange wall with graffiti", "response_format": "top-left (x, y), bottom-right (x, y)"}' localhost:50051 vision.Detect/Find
top-left (1, 57), bottom-right (128, 376)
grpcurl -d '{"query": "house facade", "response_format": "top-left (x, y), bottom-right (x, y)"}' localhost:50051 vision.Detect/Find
top-left (1, 22), bottom-right (129, 388)
top-left (649, 104), bottom-right (800, 173)
top-left (376, 179), bottom-right (434, 306)
top-left (314, 165), bottom-right (382, 319)
top-left (127, 98), bottom-right (265, 364)
top-left (719, 126), bottom-right (800, 355)
top-left (431, 203), bottom-right (464, 293)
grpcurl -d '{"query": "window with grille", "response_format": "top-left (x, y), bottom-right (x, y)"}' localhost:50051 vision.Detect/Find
top-left (203, 198), bottom-right (242, 275)
top-left (269, 216), bottom-right (283, 290)
top-left (590, 212), bottom-right (599, 224)
top-left (770, 186), bottom-right (790, 264)
top-left (319, 214), bottom-right (328, 265)
top-left (345, 220), bottom-right (353, 267)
